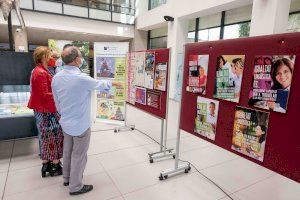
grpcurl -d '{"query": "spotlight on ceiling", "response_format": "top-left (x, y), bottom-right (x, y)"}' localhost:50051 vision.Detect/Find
top-left (164, 16), bottom-right (174, 22)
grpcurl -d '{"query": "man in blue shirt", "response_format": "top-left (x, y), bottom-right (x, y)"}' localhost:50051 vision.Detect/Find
top-left (52, 46), bottom-right (111, 195)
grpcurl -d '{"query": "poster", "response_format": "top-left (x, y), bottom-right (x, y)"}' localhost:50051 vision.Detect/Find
top-left (231, 106), bottom-right (269, 162)
top-left (194, 97), bottom-right (219, 141)
top-left (97, 100), bottom-right (125, 121)
top-left (127, 53), bottom-right (136, 105)
top-left (147, 90), bottom-right (161, 109)
top-left (186, 55), bottom-right (209, 94)
top-left (95, 57), bottom-right (115, 78)
top-left (48, 39), bottom-right (90, 76)
top-left (213, 55), bottom-right (245, 103)
top-left (135, 52), bottom-right (146, 87)
top-left (248, 55), bottom-right (295, 113)
top-left (174, 53), bottom-right (183, 102)
top-left (144, 52), bottom-right (155, 89)
top-left (94, 42), bottom-right (129, 122)
top-left (154, 63), bottom-right (167, 91)
top-left (135, 87), bottom-right (146, 105)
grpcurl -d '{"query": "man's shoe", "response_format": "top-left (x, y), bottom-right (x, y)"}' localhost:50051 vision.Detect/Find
top-left (63, 182), bottom-right (69, 186)
top-left (69, 185), bottom-right (93, 195)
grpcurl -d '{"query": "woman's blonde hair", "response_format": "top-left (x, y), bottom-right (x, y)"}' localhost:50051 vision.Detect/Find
top-left (33, 46), bottom-right (51, 64)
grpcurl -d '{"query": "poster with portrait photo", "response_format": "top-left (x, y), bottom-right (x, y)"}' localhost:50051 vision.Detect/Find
top-left (147, 90), bottom-right (161, 109)
top-left (135, 87), bottom-right (146, 105)
top-left (194, 97), bottom-right (219, 141)
top-left (186, 55), bottom-right (209, 94)
top-left (231, 106), bottom-right (269, 162)
top-left (144, 52), bottom-right (155, 89)
top-left (95, 57), bottom-right (115, 78)
top-left (154, 63), bottom-right (167, 91)
top-left (248, 55), bottom-right (296, 113)
top-left (213, 55), bottom-right (245, 103)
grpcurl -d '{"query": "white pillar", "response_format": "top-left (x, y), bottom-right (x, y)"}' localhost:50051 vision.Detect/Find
top-left (167, 17), bottom-right (188, 99)
top-left (250, 0), bottom-right (291, 36)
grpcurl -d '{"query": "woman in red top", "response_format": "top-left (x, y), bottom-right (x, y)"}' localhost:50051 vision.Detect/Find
top-left (28, 46), bottom-right (63, 178)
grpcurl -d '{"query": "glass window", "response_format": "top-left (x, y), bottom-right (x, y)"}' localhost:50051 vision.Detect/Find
top-left (290, 0), bottom-right (300, 13)
top-left (63, 0), bottom-right (88, 7)
top-left (89, 0), bottom-right (110, 10)
top-left (149, 0), bottom-right (167, 10)
top-left (187, 32), bottom-right (195, 43)
top-left (112, 0), bottom-right (135, 8)
top-left (287, 13), bottom-right (300, 32)
top-left (198, 13), bottom-right (222, 30)
top-left (223, 22), bottom-right (250, 39)
top-left (150, 27), bottom-right (168, 38)
top-left (188, 19), bottom-right (196, 32)
top-left (198, 27), bottom-right (221, 41)
top-left (224, 5), bottom-right (252, 25)
top-left (149, 36), bottom-right (167, 49)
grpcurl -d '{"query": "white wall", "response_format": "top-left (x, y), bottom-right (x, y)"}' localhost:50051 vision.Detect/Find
top-left (0, 10), bottom-right (134, 39)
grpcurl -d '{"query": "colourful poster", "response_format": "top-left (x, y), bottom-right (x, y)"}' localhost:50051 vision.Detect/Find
top-left (147, 90), bottom-right (161, 109)
top-left (97, 100), bottom-right (125, 121)
top-left (48, 39), bottom-right (90, 76)
top-left (135, 52), bottom-right (146, 87)
top-left (248, 55), bottom-right (295, 113)
top-left (213, 55), bottom-right (245, 103)
top-left (194, 97), bottom-right (219, 141)
top-left (135, 87), bottom-right (146, 105)
top-left (154, 63), bottom-right (167, 91)
top-left (231, 106), bottom-right (269, 162)
top-left (186, 55), bottom-right (209, 94)
top-left (127, 53), bottom-right (136, 105)
top-left (95, 56), bottom-right (115, 78)
top-left (144, 52), bottom-right (155, 89)
top-left (97, 80), bottom-right (125, 100)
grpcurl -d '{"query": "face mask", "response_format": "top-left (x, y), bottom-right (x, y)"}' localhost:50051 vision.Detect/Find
top-left (48, 58), bottom-right (56, 67)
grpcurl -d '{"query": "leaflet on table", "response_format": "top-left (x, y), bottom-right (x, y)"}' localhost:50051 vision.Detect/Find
top-left (154, 63), bottom-right (167, 91)
top-left (134, 52), bottom-right (146, 87)
top-left (95, 56), bottom-right (126, 79)
top-left (135, 87), bottom-right (146, 105)
top-left (126, 53), bottom-right (136, 105)
top-left (144, 52), bottom-right (155, 89)
top-left (147, 90), bottom-right (161, 109)
top-left (97, 80), bottom-right (125, 101)
top-left (213, 55), bottom-right (245, 103)
top-left (48, 39), bottom-right (90, 76)
top-left (186, 55), bottom-right (209, 94)
top-left (248, 55), bottom-right (295, 113)
top-left (194, 97), bottom-right (219, 141)
top-left (97, 100), bottom-right (125, 121)
top-left (231, 106), bottom-right (269, 162)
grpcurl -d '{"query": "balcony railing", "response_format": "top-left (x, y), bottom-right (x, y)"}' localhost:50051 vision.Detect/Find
top-left (148, 0), bottom-right (166, 10)
top-left (20, 0), bottom-right (135, 25)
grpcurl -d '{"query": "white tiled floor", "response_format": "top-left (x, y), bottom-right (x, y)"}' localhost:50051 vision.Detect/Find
top-left (1, 122), bottom-right (300, 200)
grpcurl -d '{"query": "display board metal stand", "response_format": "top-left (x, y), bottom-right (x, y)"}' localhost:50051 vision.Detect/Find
top-left (159, 48), bottom-right (191, 180)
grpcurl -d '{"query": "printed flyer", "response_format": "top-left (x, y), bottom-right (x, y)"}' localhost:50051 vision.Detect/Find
top-left (147, 90), bottom-right (161, 109)
top-left (135, 52), bottom-right (146, 87)
top-left (135, 87), bottom-right (146, 105)
top-left (154, 63), bottom-right (167, 91)
top-left (97, 100), bottom-right (125, 121)
top-left (144, 52), bottom-right (155, 89)
top-left (48, 39), bottom-right (90, 76)
top-left (194, 97), bottom-right (219, 141)
top-left (248, 55), bottom-right (295, 113)
top-left (127, 53), bottom-right (136, 105)
top-left (115, 57), bottom-right (126, 79)
top-left (213, 55), bottom-right (245, 103)
top-left (186, 54), bottom-right (209, 94)
top-left (231, 106), bottom-right (269, 162)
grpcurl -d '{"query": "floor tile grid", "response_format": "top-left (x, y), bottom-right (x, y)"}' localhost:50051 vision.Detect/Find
top-left (1, 141), bottom-right (15, 200)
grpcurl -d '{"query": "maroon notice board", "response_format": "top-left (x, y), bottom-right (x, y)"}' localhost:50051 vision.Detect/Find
top-left (127, 48), bottom-right (169, 119)
top-left (180, 32), bottom-right (300, 182)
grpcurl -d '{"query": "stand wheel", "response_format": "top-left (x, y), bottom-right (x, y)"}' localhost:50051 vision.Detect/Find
top-left (114, 129), bottom-right (118, 133)
top-left (164, 175), bottom-right (168, 179)
top-left (159, 174), bottom-right (164, 181)
top-left (131, 127), bottom-right (135, 130)
top-left (149, 159), bottom-right (154, 163)
top-left (168, 150), bottom-right (172, 153)
top-left (172, 155), bottom-right (176, 159)
top-left (184, 166), bottom-right (191, 173)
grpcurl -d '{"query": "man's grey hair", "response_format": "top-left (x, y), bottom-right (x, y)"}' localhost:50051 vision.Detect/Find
top-left (61, 46), bottom-right (80, 65)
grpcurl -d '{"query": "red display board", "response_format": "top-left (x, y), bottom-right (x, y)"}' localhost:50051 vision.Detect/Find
top-left (127, 48), bottom-right (169, 119)
top-left (180, 32), bottom-right (300, 182)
